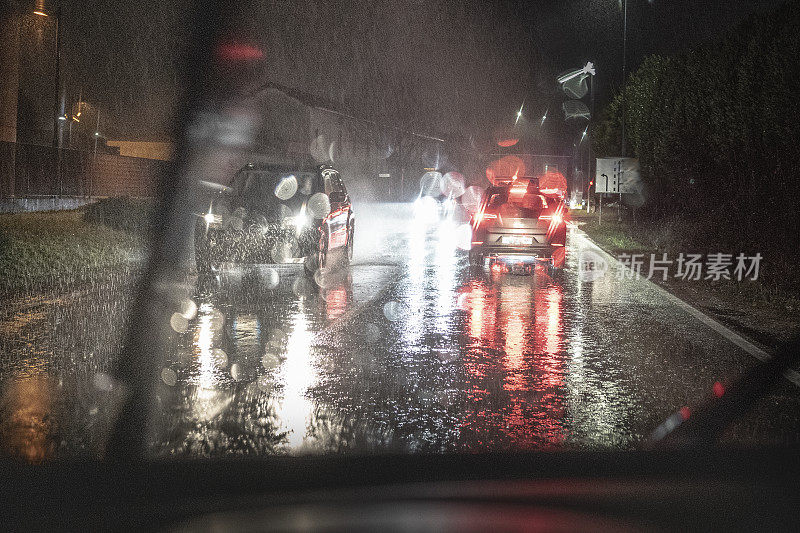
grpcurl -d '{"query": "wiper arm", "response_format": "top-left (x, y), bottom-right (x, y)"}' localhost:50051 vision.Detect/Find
top-left (105, 1), bottom-right (227, 461)
top-left (648, 334), bottom-right (800, 447)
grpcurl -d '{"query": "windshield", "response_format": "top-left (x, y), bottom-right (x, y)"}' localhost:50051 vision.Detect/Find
top-left (1, 0), bottom-right (798, 463)
top-left (230, 170), bottom-right (317, 217)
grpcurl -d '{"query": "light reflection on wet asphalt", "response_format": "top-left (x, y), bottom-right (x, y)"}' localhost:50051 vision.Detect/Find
top-left (2, 203), bottom-right (799, 459)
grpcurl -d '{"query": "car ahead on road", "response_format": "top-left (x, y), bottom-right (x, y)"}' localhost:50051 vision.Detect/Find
top-left (469, 178), bottom-right (567, 274)
top-left (195, 162), bottom-right (354, 273)
top-left (411, 169), bottom-right (472, 225)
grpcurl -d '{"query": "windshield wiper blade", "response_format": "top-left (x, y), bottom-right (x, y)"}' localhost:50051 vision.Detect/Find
top-left (648, 334), bottom-right (800, 448)
top-left (105, 0), bottom-right (226, 461)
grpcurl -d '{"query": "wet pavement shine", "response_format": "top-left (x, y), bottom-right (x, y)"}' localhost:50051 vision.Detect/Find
top-left (1, 203), bottom-right (799, 460)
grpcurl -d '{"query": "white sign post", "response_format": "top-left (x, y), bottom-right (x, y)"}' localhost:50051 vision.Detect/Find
top-left (595, 157), bottom-right (641, 222)
top-left (595, 157), bottom-right (640, 193)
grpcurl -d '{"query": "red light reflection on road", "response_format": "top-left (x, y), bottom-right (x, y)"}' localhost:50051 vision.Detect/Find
top-left (325, 287), bottom-right (350, 320)
top-left (461, 276), bottom-right (566, 448)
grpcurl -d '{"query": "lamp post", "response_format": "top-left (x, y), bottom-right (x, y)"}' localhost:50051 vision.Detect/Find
top-left (621, 0), bottom-right (628, 158)
top-left (34, 1), bottom-right (62, 196)
top-left (557, 61), bottom-right (595, 210)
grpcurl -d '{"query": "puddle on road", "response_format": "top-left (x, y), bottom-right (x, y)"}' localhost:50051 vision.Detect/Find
top-left (153, 260), bottom-right (402, 456)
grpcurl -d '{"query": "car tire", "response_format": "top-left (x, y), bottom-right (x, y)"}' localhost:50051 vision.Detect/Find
top-left (318, 231), bottom-right (329, 270)
top-left (346, 222), bottom-right (354, 263)
top-left (303, 252), bottom-right (319, 276)
top-left (194, 223), bottom-right (213, 273)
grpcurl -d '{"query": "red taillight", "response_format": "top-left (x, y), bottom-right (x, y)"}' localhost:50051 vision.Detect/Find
top-left (490, 263), bottom-right (508, 274)
top-left (538, 213), bottom-right (563, 225)
top-left (472, 212), bottom-right (497, 227)
top-left (542, 203), bottom-right (566, 241)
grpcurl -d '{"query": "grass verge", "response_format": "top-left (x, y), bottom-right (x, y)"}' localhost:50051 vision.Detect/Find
top-left (0, 201), bottom-right (149, 296)
top-left (571, 207), bottom-right (800, 347)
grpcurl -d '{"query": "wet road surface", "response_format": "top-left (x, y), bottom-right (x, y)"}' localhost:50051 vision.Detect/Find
top-left (2, 202), bottom-right (799, 459)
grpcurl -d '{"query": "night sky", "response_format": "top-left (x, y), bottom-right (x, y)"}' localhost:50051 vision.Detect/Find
top-left (56, 0), bottom-right (786, 147)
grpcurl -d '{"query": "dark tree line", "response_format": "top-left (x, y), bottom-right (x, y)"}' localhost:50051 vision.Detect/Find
top-left (593, 0), bottom-right (800, 258)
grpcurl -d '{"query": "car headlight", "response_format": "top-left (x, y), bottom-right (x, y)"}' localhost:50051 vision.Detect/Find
top-left (283, 205), bottom-right (310, 233)
top-left (203, 212), bottom-right (222, 226)
top-left (292, 213), bottom-right (309, 232)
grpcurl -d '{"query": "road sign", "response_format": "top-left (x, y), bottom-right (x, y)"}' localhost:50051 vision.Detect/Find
top-left (595, 157), bottom-right (640, 194)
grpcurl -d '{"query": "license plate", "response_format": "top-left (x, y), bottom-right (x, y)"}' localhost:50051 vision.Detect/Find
top-left (512, 263), bottom-right (532, 275)
top-left (503, 235), bottom-right (533, 245)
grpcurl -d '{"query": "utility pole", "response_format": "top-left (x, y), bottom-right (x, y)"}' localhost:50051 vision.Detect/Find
top-left (621, 0), bottom-right (627, 158)
top-left (93, 109), bottom-right (100, 157)
top-left (68, 88), bottom-right (81, 148)
top-left (587, 72), bottom-right (595, 213)
top-left (36, 3), bottom-right (64, 196)
top-left (53, 6), bottom-right (62, 197)
top-left (619, 0), bottom-right (628, 221)
top-left (91, 109), bottom-right (99, 198)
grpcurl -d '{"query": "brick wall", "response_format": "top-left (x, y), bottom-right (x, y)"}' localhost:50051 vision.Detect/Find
top-left (0, 141), bottom-right (165, 199)
top-left (89, 153), bottom-right (166, 197)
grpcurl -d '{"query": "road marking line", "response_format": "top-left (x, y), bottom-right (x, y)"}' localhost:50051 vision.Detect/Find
top-left (571, 226), bottom-right (800, 388)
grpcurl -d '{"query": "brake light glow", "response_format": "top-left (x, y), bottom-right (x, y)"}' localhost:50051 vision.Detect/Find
top-left (538, 212), bottom-right (563, 225)
top-left (472, 211), bottom-right (497, 227)
top-left (491, 263), bottom-right (508, 274)
top-left (543, 203), bottom-right (566, 241)
top-left (539, 188), bottom-right (564, 198)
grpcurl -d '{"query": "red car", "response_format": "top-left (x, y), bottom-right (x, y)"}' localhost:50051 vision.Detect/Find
top-left (469, 178), bottom-right (567, 273)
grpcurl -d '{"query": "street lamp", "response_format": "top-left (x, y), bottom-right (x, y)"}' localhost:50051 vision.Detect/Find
top-left (558, 61), bottom-right (595, 211)
top-left (33, 0), bottom-right (48, 17)
top-left (514, 101), bottom-right (524, 126)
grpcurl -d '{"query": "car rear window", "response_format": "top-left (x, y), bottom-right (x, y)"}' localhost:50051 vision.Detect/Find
top-left (487, 191), bottom-right (547, 219)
